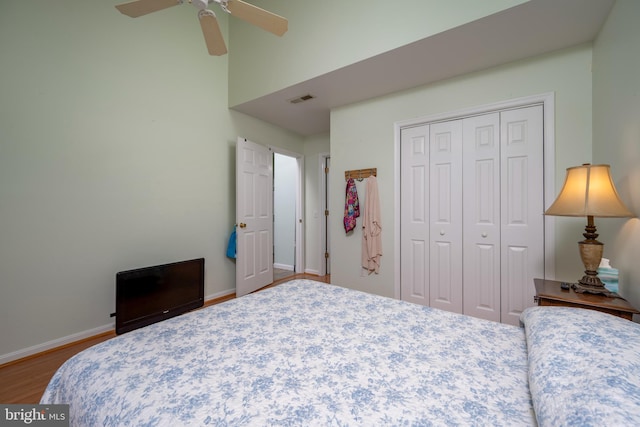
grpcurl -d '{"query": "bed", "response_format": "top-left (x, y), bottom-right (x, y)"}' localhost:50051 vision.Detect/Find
top-left (41, 279), bottom-right (640, 426)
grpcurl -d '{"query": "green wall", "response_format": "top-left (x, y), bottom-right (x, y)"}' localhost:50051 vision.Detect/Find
top-left (330, 44), bottom-right (594, 297)
top-left (592, 0), bottom-right (640, 310)
top-left (228, 0), bottom-right (527, 107)
top-left (0, 0), bottom-right (303, 361)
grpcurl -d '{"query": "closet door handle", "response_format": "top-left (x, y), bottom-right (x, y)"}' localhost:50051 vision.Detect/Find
top-left (440, 229), bottom-right (445, 236)
top-left (481, 232), bottom-right (488, 238)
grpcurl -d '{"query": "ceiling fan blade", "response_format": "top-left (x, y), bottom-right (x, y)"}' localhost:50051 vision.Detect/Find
top-left (226, 0), bottom-right (288, 36)
top-left (199, 11), bottom-right (227, 56)
top-left (115, 0), bottom-right (181, 18)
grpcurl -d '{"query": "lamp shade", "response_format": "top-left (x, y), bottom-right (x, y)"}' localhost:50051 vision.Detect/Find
top-left (545, 164), bottom-right (632, 217)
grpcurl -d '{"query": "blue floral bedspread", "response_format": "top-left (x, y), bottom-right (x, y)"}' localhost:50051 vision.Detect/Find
top-left (42, 280), bottom-right (536, 426)
top-left (521, 306), bottom-right (640, 426)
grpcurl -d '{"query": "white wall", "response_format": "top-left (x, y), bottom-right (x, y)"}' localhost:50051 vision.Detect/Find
top-left (0, 0), bottom-right (303, 362)
top-left (330, 44), bottom-right (594, 298)
top-left (273, 154), bottom-right (297, 269)
top-left (592, 0), bottom-right (640, 310)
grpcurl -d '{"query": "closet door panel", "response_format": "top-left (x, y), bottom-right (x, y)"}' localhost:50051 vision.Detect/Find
top-left (463, 113), bottom-right (501, 322)
top-left (429, 120), bottom-right (463, 313)
top-left (400, 125), bottom-right (430, 305)
top-left (500, 106), bottom-right (545, 325)
top-left (504, 245), bottom-right (529, 319)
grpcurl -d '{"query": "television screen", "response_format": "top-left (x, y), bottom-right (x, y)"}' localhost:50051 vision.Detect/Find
top-left (115, 258), bottom-right (204, 334)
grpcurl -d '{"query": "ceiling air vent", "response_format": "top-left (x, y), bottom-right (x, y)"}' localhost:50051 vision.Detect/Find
top-left (289, 94), bottom-right (315, 104)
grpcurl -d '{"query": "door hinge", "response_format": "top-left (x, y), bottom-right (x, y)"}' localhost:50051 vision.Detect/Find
top-left (324, 252), bottom-right (330, 259)
top-left (324, 210), bottom-right (329, 216)
top-left (324, 166), bottom-right (329, 174)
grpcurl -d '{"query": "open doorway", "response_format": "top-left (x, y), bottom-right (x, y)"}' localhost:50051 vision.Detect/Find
top-left (273, 150), bottom-right (303, 282)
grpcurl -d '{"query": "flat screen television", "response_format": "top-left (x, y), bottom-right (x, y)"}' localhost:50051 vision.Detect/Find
top-left (115, 258), bottom-right (204, 334)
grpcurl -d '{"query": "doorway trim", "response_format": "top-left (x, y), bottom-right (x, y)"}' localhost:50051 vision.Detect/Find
top-left (393, 92), bottom-right (556, 299)
top-left (319, 153), bottom-right (330, 276)
top-left (271, 146), bottom-right (305, 274)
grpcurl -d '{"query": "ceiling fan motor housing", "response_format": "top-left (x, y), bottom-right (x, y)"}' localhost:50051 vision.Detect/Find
top-left (192, 0), bottom-right (209, 11)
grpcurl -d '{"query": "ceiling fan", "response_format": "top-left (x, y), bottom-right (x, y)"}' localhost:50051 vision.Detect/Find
top-left (115, 0), bottom-right (288, 56)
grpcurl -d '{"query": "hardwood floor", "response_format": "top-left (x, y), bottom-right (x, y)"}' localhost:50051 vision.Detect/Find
top-left (273, 267), bottom-right (296, 282)
top-left (0, 332), bottom-right (116, 404)
top-left (0, 273), bottom-right (329, 404)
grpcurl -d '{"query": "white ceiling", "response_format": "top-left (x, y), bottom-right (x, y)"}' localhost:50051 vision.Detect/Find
top-left (231, 0), bottom-right (615, 136)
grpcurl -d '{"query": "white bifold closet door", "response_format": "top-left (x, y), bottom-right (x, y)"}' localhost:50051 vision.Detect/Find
top-left (499, 106), bottom-right (544, 325)
top-left (400, 105), bottom-right (544, 325)
top-left (462, 112), bottom-right (501, 322)
top-left (429, 120), bottom-right (463, 313)
top-left (400, 126), bottom-right (430, 306)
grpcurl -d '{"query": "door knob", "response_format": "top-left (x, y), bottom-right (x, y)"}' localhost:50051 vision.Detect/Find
top-left (239, 223), bottom-right (247, 228)
top-left (481, 232), bottom-right (488, 238)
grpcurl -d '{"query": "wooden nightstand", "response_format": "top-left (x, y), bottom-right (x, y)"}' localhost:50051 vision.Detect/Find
top-left (534, 278), bottom-right (639, 321)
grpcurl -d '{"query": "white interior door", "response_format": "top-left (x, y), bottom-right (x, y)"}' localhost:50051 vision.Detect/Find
top-left (500, 106), bottom-right (545, 325)
top-left (236, 137), bottom-right (273, 297)
top-left (429, 120), bottom-right (463, 313)
top-left (463, 113), bottom-right (501, 322)
top-left (400, 125), bottom-right (430, 305)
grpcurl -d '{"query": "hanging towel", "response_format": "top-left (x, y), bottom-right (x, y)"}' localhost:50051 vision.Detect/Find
top-left (362, 175), bottom-right (382, 274)
top-left (343, 178), bottom-right (360, 233)
top-left (226, 229), bottom-right (237, 259)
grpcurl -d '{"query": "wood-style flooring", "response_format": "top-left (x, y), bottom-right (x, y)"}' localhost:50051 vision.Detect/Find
top-left (273, 267), bottom-right (296, 282)
top-left (0, 273), bottom-right (329, 404)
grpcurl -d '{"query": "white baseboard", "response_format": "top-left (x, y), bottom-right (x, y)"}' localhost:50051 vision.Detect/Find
top-left (274, 263), bottom-right (294, 271)
top-left (1, 289), bottom-right (237, 366)
top-left (0, 323), bottom-right (114, 366)
top-left (304, 268), bottom-right (320, 276)
top-left (205, 288), bottom-right (235, 301)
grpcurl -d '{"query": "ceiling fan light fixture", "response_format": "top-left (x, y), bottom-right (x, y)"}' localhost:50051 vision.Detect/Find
top-left (115, 0), bottom-right (288, 55)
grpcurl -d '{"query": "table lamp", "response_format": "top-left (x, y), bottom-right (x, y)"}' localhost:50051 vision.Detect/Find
top-left (545, 164), bottom-right (633, 296)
